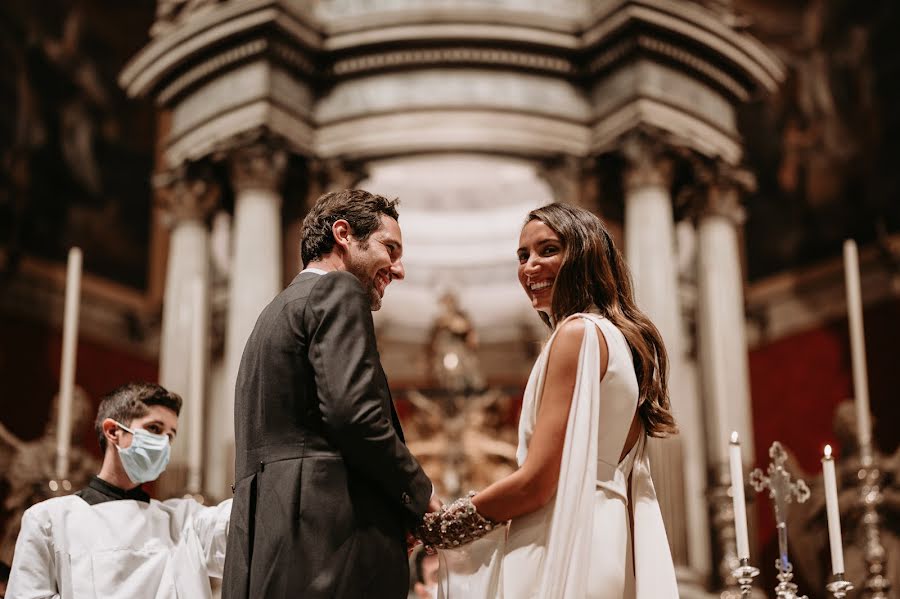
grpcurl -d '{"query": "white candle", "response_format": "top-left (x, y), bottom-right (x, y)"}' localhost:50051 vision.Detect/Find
top-left (56, 247), bottom-right (82, 481)
top-left (822, 445), bottom-right (845, 574)
top-left (186, 278), bottom-right (207, 493)
top-left (842, 240), bottom-right (873, 462)
top-left (729, 431), bottom-right (750, 559)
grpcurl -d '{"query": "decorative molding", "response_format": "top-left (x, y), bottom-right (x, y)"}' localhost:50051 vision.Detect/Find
top-left (326, 19), bottom-right (578, 50)
top-left (120, 0), bottom-right (321, 100)
top-left (583, 0), bottom-right (784, 95)
top-left (157, 39), bottom-right (268, 105)
top-left (332, 47), bottom-right (574, 77)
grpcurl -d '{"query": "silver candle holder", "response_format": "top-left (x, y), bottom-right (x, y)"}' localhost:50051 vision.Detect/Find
top-left (825, 572), bottom-right (854, 599)
top-left (731, 557), bottom-right (760, 597)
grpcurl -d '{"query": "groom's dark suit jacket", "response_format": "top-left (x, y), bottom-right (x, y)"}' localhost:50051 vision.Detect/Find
top-left (222, 270), bottom-right (433, 599)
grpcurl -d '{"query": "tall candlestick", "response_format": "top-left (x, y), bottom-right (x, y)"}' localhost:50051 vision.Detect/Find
top-left (822, 445), bottom-right (845, 575)
top-left (56, 247), bottom-right (82, 481)
top-left (842, 240), bottom-right (873, 463)
top-left (730, 431), bottom-right (750, 559)
top-left (186, 278), bottom-right (206, 493)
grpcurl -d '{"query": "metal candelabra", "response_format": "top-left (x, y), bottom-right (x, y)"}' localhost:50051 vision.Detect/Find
top-left (727, 441), bottom-right (861, 599)
top-left (858, 455), bottom-right (891, 599)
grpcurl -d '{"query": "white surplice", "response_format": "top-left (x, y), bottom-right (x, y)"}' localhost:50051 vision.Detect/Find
top-left (437, 313), bottom-right (679, 599)
top-left (6, 495), bottom-right (232, 599)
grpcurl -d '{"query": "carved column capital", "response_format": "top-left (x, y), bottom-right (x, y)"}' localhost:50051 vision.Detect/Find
top-left (227, 142), bottom-right (289, 194)
top-left (620, 130), bottom-right (675, 191)
top-left (688, 160), bottom-right (756, 226)
top-left (154, 164), bottom-right (220, 227)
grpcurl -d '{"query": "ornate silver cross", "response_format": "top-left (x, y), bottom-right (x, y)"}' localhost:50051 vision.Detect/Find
top-left (750, 441), bottom-right (811, 599)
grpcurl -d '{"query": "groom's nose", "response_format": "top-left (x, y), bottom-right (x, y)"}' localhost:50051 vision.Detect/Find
top-left (390, 260), bottom-right (405, 281)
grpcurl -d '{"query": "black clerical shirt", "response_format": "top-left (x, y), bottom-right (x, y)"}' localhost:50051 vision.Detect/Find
top-left (75, 476), bottom-right (150, 505)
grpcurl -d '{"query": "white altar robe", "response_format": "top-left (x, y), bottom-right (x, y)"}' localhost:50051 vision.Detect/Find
top-left (6, 495), bottom-right (231, 599)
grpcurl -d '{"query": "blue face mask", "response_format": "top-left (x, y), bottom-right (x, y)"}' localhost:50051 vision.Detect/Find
top-left (114, 421), bottom-right (171, 484)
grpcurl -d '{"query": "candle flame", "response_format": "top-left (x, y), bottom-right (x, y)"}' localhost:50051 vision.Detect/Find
top-left (730, 431), bottom-right (739, 444)
top-left (824, 444), bottom-right (833, 458)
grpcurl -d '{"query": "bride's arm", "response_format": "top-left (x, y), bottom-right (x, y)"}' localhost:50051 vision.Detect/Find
top-left (471, 318), bottom-right (606, 523)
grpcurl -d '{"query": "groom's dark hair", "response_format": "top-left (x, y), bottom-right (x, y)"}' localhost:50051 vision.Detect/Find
top-left (300, 189), bottom-right (400, 267)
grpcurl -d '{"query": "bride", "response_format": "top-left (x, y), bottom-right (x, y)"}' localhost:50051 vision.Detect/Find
top-left (418, 203), bottom-right (680, 598)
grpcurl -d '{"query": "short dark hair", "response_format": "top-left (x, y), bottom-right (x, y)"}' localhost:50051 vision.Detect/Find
top-left (94, 382), bottom-right (183, 452)
top-left (300, 189), bottom-right (399, 267)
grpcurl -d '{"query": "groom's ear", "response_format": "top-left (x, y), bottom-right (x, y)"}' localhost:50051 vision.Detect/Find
top-left (332, 219), bottom-right (353, 251)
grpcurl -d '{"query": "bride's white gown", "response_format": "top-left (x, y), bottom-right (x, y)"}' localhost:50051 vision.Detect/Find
top-left (437, 313), bottom-right (679, 599)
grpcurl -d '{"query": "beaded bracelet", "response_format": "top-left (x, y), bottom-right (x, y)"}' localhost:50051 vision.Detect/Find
top-left (417, 491), bottom-right (501, 550)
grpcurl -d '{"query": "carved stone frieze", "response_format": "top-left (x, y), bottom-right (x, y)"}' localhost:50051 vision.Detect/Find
top-left (154, 164), bottom-right (221, 227)
top-left (332, 47), bottom-right (574, 77)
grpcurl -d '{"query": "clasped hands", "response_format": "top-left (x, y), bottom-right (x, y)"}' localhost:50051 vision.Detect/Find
top-left (412, 491), bottom-right (500, 552)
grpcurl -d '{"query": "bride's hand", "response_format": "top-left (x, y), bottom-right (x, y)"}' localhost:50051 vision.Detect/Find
top-left (416, 492), bottom-right (500, 551)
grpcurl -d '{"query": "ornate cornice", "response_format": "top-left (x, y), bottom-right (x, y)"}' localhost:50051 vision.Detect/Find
top-left (583, 0), bottom-right (785, 100)
top-left (120, 0), bottom-right (321, 102)
top-left (587, 34), bottom-right (749, 101)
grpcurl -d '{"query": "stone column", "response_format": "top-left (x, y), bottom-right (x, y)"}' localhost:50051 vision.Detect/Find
top-left (620, 133), bottom-right (711, 582)
top-left (155, 166), bottom-right (219, 497)
top-left (693, 166), bottom-right (757, 587)
top-left (215, 142), bottom-right (287, 496)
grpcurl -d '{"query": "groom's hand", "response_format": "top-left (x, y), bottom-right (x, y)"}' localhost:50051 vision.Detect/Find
top-left (407, 532), bottom-right (420, 555)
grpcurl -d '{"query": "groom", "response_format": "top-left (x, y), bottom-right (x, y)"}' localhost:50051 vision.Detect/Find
top-left (222, 190), bottom-right (437, 599)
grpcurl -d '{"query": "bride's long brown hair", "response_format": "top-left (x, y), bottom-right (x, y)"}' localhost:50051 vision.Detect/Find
top-left (526, 202), bottom-right (678, 437)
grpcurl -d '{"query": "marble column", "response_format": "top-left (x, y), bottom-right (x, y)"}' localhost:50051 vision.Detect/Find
top-left (695, 171), bottom-right (754, 465)
top-left (694, 168), bottom-right (756, 586)
top-left (216, 142), bottom-right (287, 496)
top-left (620, 133), bottom-right (711, 582)
top-left (155, 167), bottom-right (219, 496)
